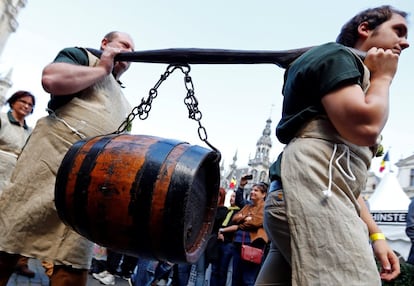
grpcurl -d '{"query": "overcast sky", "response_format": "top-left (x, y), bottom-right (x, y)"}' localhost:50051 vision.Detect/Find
top-left (1, 0), bottom-right (413, 175)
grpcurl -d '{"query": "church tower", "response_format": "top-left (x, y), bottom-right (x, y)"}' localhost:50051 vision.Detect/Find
top-left (248, 118), bottom-right (272, 184)
top-left (223, 118), bottom-right (274, 192)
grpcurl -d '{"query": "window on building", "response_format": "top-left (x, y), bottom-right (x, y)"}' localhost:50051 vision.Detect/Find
top-left (410, 169), bottom-right (414, 187)
top-left (260, 171), bottom-right (267, 182)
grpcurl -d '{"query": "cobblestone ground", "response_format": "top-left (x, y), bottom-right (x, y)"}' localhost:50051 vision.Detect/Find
top-left (5, 258), bottom-right (129, 286)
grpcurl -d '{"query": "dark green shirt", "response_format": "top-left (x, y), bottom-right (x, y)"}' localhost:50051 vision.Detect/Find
top-left (47, 47), bottom-right (89, 111)
top-left (270, 42), bottom-right (366, 180)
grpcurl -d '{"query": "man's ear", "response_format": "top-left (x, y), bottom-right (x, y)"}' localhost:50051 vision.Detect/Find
top-left (357, 21), bottom-right (371, 39)
top-left (101, 38), bottom-right (108, 49)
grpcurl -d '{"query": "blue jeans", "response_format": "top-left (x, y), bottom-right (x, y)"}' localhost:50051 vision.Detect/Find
top-left (132, 259), bottom-right (173, 286)
top-left (255, 190), bottom-right (291, 286)
top-left (210, 241), bottom-right (235, 286)
top-left (231, 243), bottom-right (262, 286)
top-left (131, 258), bottom-right (157, 286)
top-left (175, 252), bottom-right (206, 286)
top-left (175, 263), bottom-right (191, 286)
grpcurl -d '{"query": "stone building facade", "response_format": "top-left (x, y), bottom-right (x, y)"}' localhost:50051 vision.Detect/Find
top-left (395, 154), bottom-right (414, 198)
top-left (362, 154), bottom-right (414, 200)
top-left (0, 0), bottom-right (27, 104)
top-left (222, 118), bottom-right (273, 198)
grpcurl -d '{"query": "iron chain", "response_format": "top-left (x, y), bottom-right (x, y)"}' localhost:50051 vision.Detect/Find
top-left (115, 64), bottom-right (220, 154)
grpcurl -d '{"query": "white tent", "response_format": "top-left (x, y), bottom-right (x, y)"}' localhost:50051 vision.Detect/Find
top-left (368, 172), bottom-right (411, 260)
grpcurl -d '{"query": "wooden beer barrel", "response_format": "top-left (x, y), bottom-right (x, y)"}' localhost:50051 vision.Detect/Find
top-left (55, 134), bottom-right (220, 263)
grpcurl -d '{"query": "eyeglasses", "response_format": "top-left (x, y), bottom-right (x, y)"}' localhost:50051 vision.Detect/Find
top-left (17, 99), bottom-right (34, 108)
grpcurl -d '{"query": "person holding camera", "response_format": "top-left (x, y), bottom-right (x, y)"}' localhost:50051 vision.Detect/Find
top-left (219, 182), bottom-right (268, 286)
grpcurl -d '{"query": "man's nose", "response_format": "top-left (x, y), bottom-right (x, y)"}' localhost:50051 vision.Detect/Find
top-left (401, 38), bottom-right (410, 51)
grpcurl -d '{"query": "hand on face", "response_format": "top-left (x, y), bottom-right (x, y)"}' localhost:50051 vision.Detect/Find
top-left (100, 32), bottom-right (135, 79)
top-left (105, 44), bottom-right (132, 78)
top-left (364, 47), bottom-right (399, 82)
top-left (361, 13), bottom-right (409, 82)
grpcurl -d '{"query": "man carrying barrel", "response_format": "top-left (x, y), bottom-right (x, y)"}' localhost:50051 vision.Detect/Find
top-left (0, 31), bottom-right (134, 286)
top-left (256, 5), bottom-right (409, 286)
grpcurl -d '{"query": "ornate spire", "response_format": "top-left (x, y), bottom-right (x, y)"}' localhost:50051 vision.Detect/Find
top-left (230, 150), bottom-right (237, 170)
top-left (256, 118), bottom-right (272, 148)
top-left (248, 118), bottom-right (273, 178)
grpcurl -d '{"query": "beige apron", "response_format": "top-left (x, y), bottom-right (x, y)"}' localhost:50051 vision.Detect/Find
top-left (0, 51), bottom-right (131, 269)
top-left (281, 60), bottom-right (382, 285)
top-left (0, 112), bottom-right (31, 193)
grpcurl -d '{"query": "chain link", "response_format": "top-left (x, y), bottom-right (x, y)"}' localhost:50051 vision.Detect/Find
top-left (115, 64), bottom-right (221, 155)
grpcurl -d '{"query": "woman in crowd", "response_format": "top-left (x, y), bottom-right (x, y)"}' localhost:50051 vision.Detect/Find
top-left (210, 191), bottom-right (240, 286)
top-left (219, 183), bottom-right (268, 286)
top-left (0, 90), bottom-right (36, 278)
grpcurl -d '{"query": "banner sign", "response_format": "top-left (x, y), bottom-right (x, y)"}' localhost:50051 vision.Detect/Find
top-left (371, 211), bottom-right (407, 225)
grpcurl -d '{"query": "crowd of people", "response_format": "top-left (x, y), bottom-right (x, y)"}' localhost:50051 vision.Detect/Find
top-left (89, 178), bottom-right (268, 286)
top-left (0, 4), bottom-right (410, 286)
